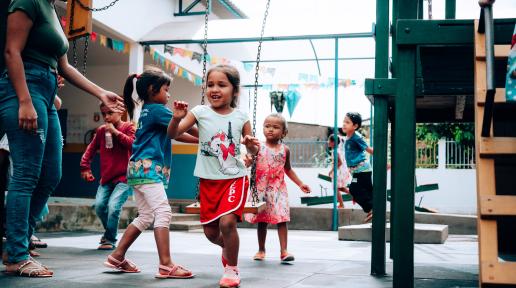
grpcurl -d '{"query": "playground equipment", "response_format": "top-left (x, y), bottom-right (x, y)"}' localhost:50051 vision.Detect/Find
top-left (365, 0), bottom-right (515, 286)
top-left (300, 173), bottom-right (438, 213)
top-left (473, 5), bottom-right (516, 286)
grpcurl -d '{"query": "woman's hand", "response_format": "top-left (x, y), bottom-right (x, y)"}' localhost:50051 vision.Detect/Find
top-left (18, 100), bottom-right (38, 131)
top-left (99, 91), bottom-right (124, 113)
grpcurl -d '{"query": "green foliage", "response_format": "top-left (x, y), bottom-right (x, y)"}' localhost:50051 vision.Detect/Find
top-left (416, 123), bottom-right (475, 146)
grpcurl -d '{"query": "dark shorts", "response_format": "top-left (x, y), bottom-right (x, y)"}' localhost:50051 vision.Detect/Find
top-left (349, 171), bottom-right (373, 213)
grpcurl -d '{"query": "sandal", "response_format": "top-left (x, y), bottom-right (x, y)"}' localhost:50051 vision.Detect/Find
top-left (5, 260), bottom-right (53, 278)
top-left (155, 264), bottom-right (194, 279)
top-left (29, 249), bottom-right (41, 257)
top-left (30, 235), bottom-right (48, 249)
top-left (98, 242), bottom-right (115, 250)
top-left (253, 251), bottom-right (266, 261)
top-left (280, 252), bottom-right (295, 263)
top-left (103, 255), bottom-right (140, 273)
top-left (98, 237), bottom-right (116, 250)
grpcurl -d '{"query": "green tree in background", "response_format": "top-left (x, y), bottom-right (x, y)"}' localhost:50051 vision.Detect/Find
top-left (416, 123), bottom-right (475, 146)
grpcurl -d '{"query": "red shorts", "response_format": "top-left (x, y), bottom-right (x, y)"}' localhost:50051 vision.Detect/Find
top-left (199, 176), bottom-right (249, 225)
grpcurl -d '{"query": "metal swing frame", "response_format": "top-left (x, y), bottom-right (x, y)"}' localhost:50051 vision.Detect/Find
top-left (184, 0), bottom-right (272, 215)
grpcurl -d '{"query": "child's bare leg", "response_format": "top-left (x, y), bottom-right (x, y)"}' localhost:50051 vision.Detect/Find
top-left (257, 222), bottom-right (267, 252)
top-left (154, 227), bottom-right (172, 265)
top-left (219, 214), bottom-right (239, 266)
top-left (154, 227), bottom-right (192, 276)
top-left (203, 222), bottom-right (224, 247)
top-left (337, 190), bottom-right (345, 208)
top-left (277, 222), bottom-right (288, 253)
top-left (110, 224), bottom-right (141, 265)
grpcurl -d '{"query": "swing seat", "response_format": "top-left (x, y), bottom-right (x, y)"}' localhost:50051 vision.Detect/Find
top-left (302, 173), bottom-right (439, 210)
top-left (184, 201), bottom-right (267, 214)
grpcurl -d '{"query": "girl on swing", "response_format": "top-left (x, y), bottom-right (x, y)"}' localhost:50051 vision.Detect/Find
top-left (244, 113), bottom-right (311, 263)
top-left (168, 65), bottom-right (260, 288)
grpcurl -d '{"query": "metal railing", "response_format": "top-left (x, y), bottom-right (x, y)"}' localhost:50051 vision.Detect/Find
top-left (445, 139), bottom-right (476, 169)
top-left (285, 138), bottom-right (475, 169)
top-left (283, 140), bottom-right (329, 168)
top-left (416, 142), bottom-right (438, 168)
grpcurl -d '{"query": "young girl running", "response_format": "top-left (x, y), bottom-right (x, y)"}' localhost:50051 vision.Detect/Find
top-left (104, 66), bottom-right (196, 279)
top-left (244, 113), bottom-right (311, 264)
top-left (327, 134), bottom-right (352, 208)
top-left (168, 65), bottom-right (260, 288)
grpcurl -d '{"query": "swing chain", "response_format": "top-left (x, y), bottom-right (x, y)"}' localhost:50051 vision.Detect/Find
top-left (200, 0), bottom-right (210, 105)
top-left (193, 0), bottom-right (211, 204)
top-left (82, 36), bottom-right (89, 75)
top-left (250, 0), bottom-right (271, 206)
top-left (75, 0), bottom-right (121, 12)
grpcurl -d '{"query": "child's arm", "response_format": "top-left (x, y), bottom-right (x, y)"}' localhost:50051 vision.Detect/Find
top-left (241, 121), bottom-right (260, 156)
top-left (108, 123), bottom-right (135, 149)
top-left (284, 146), bottom-right (311, 193)
top-left (176, 132), bottom-right (198, 144)
top-left (366, 147), bottom-right (373, 154)
top-left (79, 128), bottom-right (101, 182)
top-left (167, 101), bottom-right (196, 139)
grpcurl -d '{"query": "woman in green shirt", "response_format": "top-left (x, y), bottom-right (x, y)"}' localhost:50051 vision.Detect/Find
top-left (1, 0), bottom-right (125, 277)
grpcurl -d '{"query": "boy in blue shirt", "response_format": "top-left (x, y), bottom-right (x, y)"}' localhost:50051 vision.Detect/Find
top-left (342, 112), bottom-right (374, 222)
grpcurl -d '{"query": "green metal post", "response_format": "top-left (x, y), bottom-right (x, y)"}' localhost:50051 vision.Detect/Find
top-left (389, 0), bottom-right (399, 261)
top-left (445, 0), bottom-right (456, 20)
top-left (417, 0), bottom-right (423, 19)
top-left (393, 0), bottom-right (417, 286)
top-left (389, 108), bottom-right (395, 260)
top-left (370, 0), bottom-right (389, 277)
top-left (331, 38), bottom-right (339, 231)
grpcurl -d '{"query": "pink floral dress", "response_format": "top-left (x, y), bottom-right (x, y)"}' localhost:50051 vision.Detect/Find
top-left (245, 143), bottom-right (290, 224)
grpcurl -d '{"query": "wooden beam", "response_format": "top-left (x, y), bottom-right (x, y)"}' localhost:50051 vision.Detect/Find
top-left (476, 88), bottom-right (506, 105)
top-left (475, 44), bottom-right (511, 60)
top-left (479, 137), bottom-right (516, 156)
top-left (481, 262), bottom-right (516, 284)
top-left (480, 195), bottom-right (516, 216)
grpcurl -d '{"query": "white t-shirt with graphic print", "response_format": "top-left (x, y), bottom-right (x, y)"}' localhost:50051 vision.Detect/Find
top-left (191, 105), bottom-right (249, 180)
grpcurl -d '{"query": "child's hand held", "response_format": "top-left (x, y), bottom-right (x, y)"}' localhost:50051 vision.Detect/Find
top-left (300, 183), bottom-right (311, 193)
top-left (172, 100), bottom-right (188, 119)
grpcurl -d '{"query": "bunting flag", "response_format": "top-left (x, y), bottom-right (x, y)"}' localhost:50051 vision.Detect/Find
top-left (146, 46), bottom-right (204, 87)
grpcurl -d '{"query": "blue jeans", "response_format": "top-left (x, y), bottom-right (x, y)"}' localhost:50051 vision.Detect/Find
top-left (0, 61), bottom-right (61, 263)
top-left (95, 182), bottom-right (130, 243)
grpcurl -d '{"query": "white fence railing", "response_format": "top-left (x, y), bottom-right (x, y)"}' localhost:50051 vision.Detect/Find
top-left (286, 138), bottom-right (475, 169)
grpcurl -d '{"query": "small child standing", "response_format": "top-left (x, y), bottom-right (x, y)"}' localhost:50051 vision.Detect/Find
top-left (104, 66), bottom-right (196, 279)
top-left (244, 113), bottom-right (311, 263)
top-left (168, 65), bottom-right (260, 288)
top-left (342, 112), bottom-right (374, 222)
top-left (327, 134), bottom-right (352, 208)
top-left (80, 102), bottom-right (135, 250)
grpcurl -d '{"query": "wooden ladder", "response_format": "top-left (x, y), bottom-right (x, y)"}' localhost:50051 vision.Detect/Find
top-left (474, 19), bottom-right (516, 286)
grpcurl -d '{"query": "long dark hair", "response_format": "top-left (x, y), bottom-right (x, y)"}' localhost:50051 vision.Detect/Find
top-left (123, 66), bottom-right (171, 119)
top-left (206, 65), bottom-right (240, 108)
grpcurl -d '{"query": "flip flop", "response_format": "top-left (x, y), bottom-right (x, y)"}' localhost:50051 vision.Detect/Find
top-left (155, 264), bottom-right (194, 279)
top-left (253, 251), bottom-right (266, 261)
top-left (103, 255), bottom-right (140, 273)
top-left (30, 236), bottom-right (48, 249)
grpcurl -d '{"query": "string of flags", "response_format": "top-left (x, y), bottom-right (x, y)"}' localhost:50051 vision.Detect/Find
top-left (144, 46), bottom-right (204, 86)
top-left (65, 17), bottom-right (361, 89)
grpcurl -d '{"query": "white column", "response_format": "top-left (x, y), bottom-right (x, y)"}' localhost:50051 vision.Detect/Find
top-left (438, 138), bottom-right (446, 170)
top-left (128, 43), bottom-right (144, 123)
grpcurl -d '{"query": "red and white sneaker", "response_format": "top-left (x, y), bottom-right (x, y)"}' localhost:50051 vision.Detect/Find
top-left (219, 265), bottom-right (240, 288)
